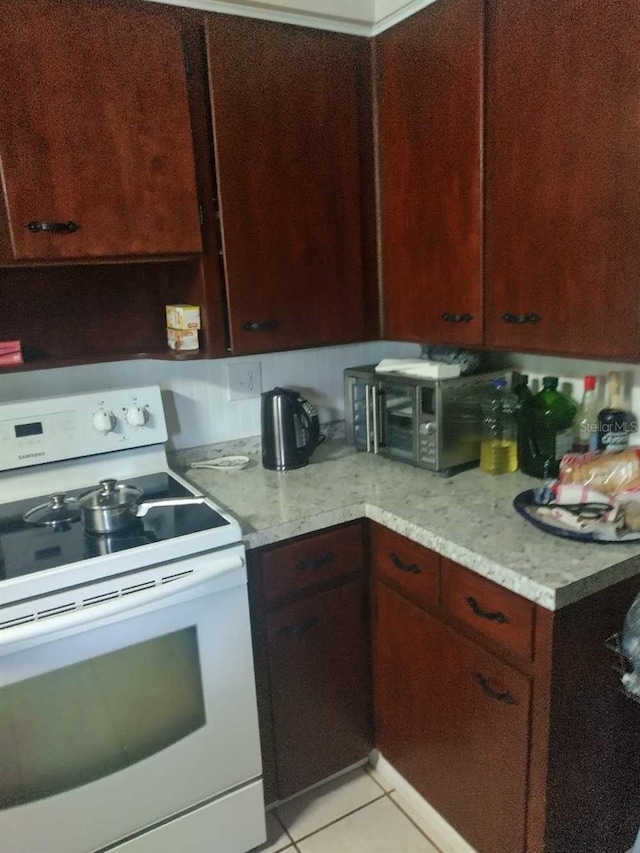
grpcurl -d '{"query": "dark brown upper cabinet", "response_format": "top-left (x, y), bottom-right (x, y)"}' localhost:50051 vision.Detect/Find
top-left (375, 0), bottom-right (483, 347)
top-left (205, 16), bottom-right (373, 355)
top-left (0, 0), bottom-right (202, 263)
top-left (484, 0), bottom-right (640, 360)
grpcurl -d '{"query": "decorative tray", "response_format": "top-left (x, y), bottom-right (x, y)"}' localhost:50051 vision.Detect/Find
top-left (513, 489), bottom-right (640, 544)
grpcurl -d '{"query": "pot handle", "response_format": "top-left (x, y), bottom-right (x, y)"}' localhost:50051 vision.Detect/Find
top-left (133, 497), bottom-right (206, 517)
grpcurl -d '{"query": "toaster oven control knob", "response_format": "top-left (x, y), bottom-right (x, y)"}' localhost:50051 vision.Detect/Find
top-left (420, 422), bottom-right (436, 436)
top-left (125, 406), bottom-right (149, 427)
top-left (92, 410), bottom-right (116, 434)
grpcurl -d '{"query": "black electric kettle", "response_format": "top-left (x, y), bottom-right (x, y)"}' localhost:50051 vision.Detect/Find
top-left (261, 387), bottom-right (324, 471)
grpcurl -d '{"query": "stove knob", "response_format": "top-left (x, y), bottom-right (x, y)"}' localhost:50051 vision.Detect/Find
top-left (125, 406), bottom-right (149, 427)
top-left (92, 410), bottom-right (116, 434)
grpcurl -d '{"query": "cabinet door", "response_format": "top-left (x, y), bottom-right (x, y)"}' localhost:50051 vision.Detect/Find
top-left (373, 582), bottom-right (529, 853)
top-left (0, 0), bottom-right (201, 262)
top-left (206, 17), bottom-right (367, 354)
top-left (266, 579), bottom-right (372, 799)
top-left (376, 0), bottom-right (483, 346)
top-left (485, 0), bottom-right (640, 359)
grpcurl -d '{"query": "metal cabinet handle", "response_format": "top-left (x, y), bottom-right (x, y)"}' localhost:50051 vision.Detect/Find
top-left (295, 552), bottom-right (335, 571)
top-left (27, 220), bottom-right (79, 233)
top-left (465, 596), bottom-right (509, 624)
top-left (277, 616), bottom-right (321, 639)
top-left (474, 672), bottom-right (516, 705)
top-left (502, 312), bottom-right (540, 325)
top-left (243, 319), bottom-right (279, 332)
top-left (390, 552), bottom-right (421, 575)
top-left (441, 312), bottom-right (473, 323)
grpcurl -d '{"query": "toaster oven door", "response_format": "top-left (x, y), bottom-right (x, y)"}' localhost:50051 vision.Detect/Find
top-left (347, 376), bottom-right (383, 453)
top-left (382, 382), bottom-right (417, 462)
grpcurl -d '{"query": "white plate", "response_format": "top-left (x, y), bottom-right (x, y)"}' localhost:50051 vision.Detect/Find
top-left (190, 455), bottom-right (250, 471)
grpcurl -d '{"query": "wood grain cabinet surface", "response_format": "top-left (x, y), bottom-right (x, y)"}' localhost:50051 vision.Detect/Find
top-left (370, 522), bottom-right (640, 853)
top-left (373, 581), bottom-right (529, 853)
top-left (0, 0), bottom-right (202, 263)
top-left (248, 522), bottom-right (372, 803)
top-left (484, 0), bottom-right (640, 359)
top-left (375, 0), bottom-right (483, 348)
top-left (205, 16), bottom-right (372, 355)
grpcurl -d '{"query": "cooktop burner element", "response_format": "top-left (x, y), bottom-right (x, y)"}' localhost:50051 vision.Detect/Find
top-left (0, 473), bottom-right (229, 581)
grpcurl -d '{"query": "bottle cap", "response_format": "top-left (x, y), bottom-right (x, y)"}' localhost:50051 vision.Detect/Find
top-left (491, 378), bottom-right (507, 388)
top-left (542, 376), bottom-right (558, 389)
top-left (584, 375), bottom-right (596, 391)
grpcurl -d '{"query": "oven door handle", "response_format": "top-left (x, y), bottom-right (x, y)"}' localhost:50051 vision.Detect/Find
top-left (0, 554), bottom-right (245, 654)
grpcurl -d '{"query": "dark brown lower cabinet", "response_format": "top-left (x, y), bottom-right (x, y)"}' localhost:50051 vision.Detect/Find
top-left (251, 520), bottom-right (640, 852)
top-left (373, 581), bottom-right (529, 853)
top-left (248, 522), bottom-right (372, 803)
top-left (266, 579), bottom-right (371, 798)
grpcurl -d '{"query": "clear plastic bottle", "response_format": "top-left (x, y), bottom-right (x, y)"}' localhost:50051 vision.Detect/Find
top-left (573, 375), bottom-right (600, 453)
top-left (480, 379), bottom-right (519, 475)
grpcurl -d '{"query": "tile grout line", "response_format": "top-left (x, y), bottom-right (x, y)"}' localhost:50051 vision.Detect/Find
top-left (283, 791), bottom-right (388, 847)
top-left (386, 790), bottom-right (445, 853)
top-left (272, 810), bottom-right (297, 850)
top-left (363, 763), bottom-right (396, 795)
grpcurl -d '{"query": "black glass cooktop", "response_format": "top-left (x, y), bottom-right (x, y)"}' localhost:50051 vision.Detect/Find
top-left (0, 473), bottom-right (229, 582)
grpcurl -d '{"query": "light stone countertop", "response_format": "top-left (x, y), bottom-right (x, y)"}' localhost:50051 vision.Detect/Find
top-left (177, 440), bottom-right (640, 611)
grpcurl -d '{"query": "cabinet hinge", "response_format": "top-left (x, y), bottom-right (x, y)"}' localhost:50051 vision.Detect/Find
top-left (198, 203), bottom-right (205, 226)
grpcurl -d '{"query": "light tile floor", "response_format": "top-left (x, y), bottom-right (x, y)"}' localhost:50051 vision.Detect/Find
top-left (252, 766), bottom-right (442, 853)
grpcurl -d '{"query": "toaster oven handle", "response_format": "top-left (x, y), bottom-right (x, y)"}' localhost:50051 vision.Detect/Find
top-left (0, 554), bottom-right (245, 656)
top-left (372, 384), bottom-right (380, 454)
top-left (365, 383), bottom-right (372, 453)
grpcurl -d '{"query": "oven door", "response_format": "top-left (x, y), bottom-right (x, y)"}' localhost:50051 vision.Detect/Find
top-left (0, 545), bottom-right (264, 853)
top-left (381, 380), bottom-right (418, 462)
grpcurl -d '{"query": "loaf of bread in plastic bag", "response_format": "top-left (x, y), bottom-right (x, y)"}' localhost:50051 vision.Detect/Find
top-left (560, 449), bottom-right (640, 496)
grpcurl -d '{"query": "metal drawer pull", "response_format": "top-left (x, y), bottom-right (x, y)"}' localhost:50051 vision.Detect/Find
top-left (295, 552), bottom-right (335, 571)
top-left (27, 220), bottom-right (80, 233)
top-left (501, 312), bottom-right (540, 325)
top-left (441, 312), bottom-right (473, 323)
top-left (465, 596), bottom-right (509, 624)
top-left (390, 552), bottom-right (421, 575)
top-left (277, 616), bottom-right (321, 638)
top-left (474, 672), bottom-right (516, 705)
top-left (243, 319), bottom-right (279, 332)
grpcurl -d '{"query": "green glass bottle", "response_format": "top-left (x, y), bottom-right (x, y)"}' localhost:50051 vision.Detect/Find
top-left (520, 377), bottom-right (578, 479)
top-left (513, 374), bottom-right (537, 473)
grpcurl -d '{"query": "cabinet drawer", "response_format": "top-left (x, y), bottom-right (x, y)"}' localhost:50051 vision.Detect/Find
top-left (370, 524), bottom-right (439, 611)
top-left (261, 524), bottom-right (364, 603)
top-left (441, 559), bottom-right (534, 661)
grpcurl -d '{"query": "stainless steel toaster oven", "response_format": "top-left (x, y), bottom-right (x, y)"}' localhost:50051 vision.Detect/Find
top-left (344, 365), bottom-right (511, 474)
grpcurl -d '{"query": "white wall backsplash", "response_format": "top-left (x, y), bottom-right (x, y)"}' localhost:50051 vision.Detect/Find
top-left (500, 351), bottom-right (640, 444)
top-left (4, 344), bottom-right (637, 451)
top-left (0, 341), bottom-right (419, 450)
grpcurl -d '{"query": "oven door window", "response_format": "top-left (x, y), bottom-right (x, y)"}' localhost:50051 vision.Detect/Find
top-left (0, 626), bottom-right (205, 809)
top-left (383, 383), bottom-right (415, 461)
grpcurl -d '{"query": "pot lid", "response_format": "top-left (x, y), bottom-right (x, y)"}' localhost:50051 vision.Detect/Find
top-left (76, 479), bottom-right (143, 511)
top-left (23, 494), bottom-right (81, 526)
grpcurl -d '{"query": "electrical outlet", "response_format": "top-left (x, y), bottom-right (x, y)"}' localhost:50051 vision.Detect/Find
top-left (227, 362), bottom-right (263, 401)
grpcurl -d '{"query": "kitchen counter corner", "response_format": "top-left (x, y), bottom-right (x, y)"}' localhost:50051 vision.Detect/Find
top-left (179, 441), bottom-right (640, 610)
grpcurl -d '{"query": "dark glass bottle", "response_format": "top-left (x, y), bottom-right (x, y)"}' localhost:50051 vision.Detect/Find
top-left (597, 371), bottom-right (630, 453)
top-left (520, 377), bottom-right (577, 479)
top-left (513, 374), bottom-right (536, 473)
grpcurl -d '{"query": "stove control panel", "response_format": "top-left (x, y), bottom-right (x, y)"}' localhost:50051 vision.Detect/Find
top-left (0, 386), bottom-right (168, 471)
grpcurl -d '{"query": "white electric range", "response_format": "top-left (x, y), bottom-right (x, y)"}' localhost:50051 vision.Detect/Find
top-left (0, 386), bottom-right (265, 853)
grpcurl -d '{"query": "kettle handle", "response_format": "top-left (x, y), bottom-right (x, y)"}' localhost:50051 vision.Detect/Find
top-left (296, 397), bottom-right (324, 452)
